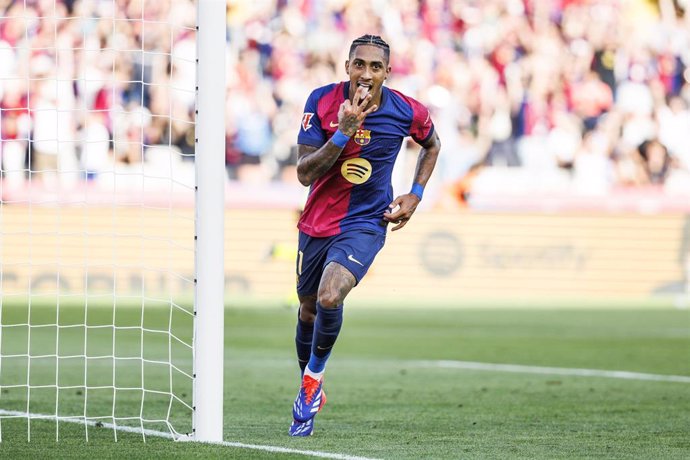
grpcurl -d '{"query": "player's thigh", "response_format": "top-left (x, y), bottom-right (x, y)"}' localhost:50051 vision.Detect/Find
top-left (317, 261), bottom-right (356, 307)
top-left (325, 229), bottom-right (386, 286)
top-left (296, 232), bottom-right (328, 297)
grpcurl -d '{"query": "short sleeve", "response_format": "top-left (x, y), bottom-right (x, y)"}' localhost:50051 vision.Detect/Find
top-left (297, 89), bottom-right (327, 148)
top-left (407, 98), bottom-right (434, 145)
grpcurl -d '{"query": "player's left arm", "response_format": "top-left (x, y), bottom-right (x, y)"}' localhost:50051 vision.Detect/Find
top-left (384, 129), bottom-right (441, 231)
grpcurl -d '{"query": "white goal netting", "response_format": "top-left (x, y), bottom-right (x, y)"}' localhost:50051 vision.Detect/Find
top-left (0, 0), bottom-right (198, 441)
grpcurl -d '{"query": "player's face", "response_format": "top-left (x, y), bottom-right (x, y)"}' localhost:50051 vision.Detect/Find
top-left (345, 45), bottom-right (390, 106)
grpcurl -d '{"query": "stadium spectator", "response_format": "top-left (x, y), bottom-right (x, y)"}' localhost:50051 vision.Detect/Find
top-left (79, 110), bottom-right (111, 180)
top-left (30, 64), bottom-right (79, 188)
top-left (0, 79), bottom-right (30, 189)
top-left (0, 0), bottom-right (689, 204)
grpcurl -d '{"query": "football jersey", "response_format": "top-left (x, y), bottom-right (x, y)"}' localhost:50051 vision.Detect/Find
top-left (297, 81), bottom-right (434, 237)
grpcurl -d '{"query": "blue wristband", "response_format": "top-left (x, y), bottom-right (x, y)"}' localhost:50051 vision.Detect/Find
top-left (410, 183), bottom-right (424, 200)
top-left (331, 129), bottom-right (350, 148)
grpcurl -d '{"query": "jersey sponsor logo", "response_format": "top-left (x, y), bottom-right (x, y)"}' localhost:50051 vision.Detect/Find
top-left (302, 113), bottom-right (314, 131)
top-left (329, 121), bottom-right (339, 128)
top-left (353, 129), bottom-right (371, 146)
top-left (341, 158), bottom-right (372, 185)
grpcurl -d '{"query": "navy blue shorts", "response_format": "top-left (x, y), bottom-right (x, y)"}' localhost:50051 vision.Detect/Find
top-left (296, 229), bottom-right (386, 296)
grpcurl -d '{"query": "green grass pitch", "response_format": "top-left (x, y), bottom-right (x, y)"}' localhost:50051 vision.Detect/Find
top-left (0, 303), bottom-right (689, 459)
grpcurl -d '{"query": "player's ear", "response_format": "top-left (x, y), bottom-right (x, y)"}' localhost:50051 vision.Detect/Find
top-left (345, 60), bottom-right (350, 75)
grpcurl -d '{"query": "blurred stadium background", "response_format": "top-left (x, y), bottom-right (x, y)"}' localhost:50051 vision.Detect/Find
top-left (1, 0), bottom-right (689, 307)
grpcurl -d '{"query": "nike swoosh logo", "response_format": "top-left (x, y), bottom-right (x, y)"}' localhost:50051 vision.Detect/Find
top-left (329, 121), bottom-right (338, 128)
top-left (316, 345), bottom-right (332, 351)
top-left (347, 254), bottom-right (364, 266)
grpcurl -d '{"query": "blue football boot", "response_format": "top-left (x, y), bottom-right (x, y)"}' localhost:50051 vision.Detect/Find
top-left (292, 375), bottom-right (325, 423)
top-left (289, 389), bottom-right (326, 436)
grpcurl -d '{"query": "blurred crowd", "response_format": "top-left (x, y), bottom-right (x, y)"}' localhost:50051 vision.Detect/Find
top-left (2, 0), bottom-right (690, 205)
top-left (0, 0), bottom-right (197, 192)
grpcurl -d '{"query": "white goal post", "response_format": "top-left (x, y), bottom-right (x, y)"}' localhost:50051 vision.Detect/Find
top-left (194, 0), bottom-right (225, 443)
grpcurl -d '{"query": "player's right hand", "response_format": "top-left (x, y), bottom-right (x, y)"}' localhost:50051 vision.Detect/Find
top-left (338, 86), bottom-right (377, 137)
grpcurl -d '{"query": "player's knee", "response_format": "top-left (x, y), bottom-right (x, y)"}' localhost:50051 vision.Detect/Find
top-left (298, 306), bottom-right (316, 323)
top-left (298, 296), bottom-right (317, 323)
top-left (317, 263), bottom-right (355, 307)
top-left (316, 290), bottom-right (343, 308)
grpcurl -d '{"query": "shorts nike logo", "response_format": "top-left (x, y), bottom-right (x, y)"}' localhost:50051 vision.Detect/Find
top-left (347, 254), bottom-right (364, 266)
top-left (329, 121), bottom-right (338, 128)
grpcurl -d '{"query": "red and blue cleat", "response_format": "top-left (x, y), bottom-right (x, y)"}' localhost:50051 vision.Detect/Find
top-left (292, 375), bottom-right (324, 422)
top-left (289, 378), bottom-right (327, 437)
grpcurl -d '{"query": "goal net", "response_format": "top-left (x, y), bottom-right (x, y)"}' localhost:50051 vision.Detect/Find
top-left (0, 0), bottom-right (224, 442)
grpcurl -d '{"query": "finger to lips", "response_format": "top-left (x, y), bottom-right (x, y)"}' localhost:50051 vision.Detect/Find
top-left (356, 87), bottom-right (370, 107)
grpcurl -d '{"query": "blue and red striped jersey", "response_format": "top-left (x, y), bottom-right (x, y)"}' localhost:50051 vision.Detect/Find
top-left (297, 81), bottom-right (434, 237)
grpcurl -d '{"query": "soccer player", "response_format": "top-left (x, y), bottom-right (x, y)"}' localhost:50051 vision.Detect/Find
top-left (289, 35), bottom-right (441, 436)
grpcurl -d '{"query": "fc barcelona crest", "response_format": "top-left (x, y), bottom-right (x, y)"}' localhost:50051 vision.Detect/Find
top-left (353, 129), bottom-right (371, 146)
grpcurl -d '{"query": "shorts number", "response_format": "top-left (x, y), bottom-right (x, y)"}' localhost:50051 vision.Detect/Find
top-left (297, 250), bottom-right (304, 275)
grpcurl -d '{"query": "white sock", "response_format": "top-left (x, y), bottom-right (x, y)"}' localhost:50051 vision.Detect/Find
top-left (303, 365), bottom-right (324, 382)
